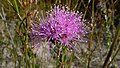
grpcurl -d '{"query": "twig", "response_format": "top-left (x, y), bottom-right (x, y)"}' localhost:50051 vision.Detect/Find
top-left (103, 22), bottom-right (120, 68)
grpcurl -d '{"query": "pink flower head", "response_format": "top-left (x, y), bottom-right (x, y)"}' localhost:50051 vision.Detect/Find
top-left (29, 5), bottom-right (88, 46)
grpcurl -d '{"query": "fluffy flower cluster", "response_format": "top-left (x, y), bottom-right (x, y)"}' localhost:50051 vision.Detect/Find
top-left (29, 5), bottom-right (88, 45)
